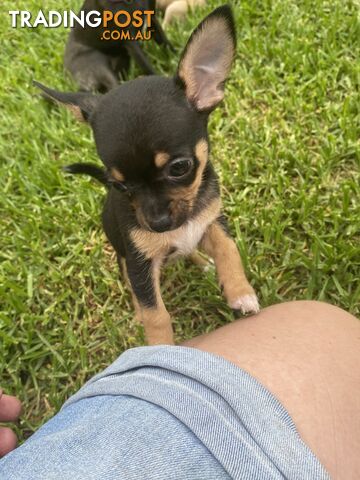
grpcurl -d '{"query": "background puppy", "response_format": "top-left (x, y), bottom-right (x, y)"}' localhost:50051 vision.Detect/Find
top-left (65, 0), bottom-right (173, 92)
top-left (36, 5), bottom-right (259, 345)
top-left (157, 0), bottom-right (206, 28)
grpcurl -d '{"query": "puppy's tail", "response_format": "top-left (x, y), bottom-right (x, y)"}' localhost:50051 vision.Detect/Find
top-left (63, 163), bottom-right (109, 187)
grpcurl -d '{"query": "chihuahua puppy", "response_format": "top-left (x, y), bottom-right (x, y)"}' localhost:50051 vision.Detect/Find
top-left (36, 5), bottom-right (259, 345)
top-left (65, 0), bottom-right (173, 92)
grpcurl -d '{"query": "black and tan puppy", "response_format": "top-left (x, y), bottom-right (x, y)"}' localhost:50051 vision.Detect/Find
top-left (65, 0), bottom-right (173, 92)
top-left (36, 5), bottom-right (259, 345)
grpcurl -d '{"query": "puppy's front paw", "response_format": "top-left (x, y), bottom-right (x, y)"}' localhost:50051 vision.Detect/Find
top-left (230, 294), bottom-right (260, 315)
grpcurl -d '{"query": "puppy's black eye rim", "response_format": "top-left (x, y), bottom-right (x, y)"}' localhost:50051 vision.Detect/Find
top-left (167, 158), bottom-right (193, 179)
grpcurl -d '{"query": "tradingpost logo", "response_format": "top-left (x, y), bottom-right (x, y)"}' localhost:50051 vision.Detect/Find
top-left (8, 9), bottom-right (155, 41)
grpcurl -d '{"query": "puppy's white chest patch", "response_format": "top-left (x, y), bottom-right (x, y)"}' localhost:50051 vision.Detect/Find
top-left (171, 218), bottom-right (209, 255)
top-left (130, 198), bottom-right (221, 259)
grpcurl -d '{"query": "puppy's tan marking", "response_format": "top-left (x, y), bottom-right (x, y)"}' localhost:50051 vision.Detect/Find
top-left (37, 87), bottom-right (86, 122)
top-left (67, 104), bottom-right (86, 122)
top-left (130, 196), bottom-right (221, 259)
top-left (145, 256), bottom-right (174, 344)
top-left (195, 138), bottom-right (208, 164)
top-left (111, 168), bottom-right (125, 182)
top-left (141, 256), bottom-right (174, 344)
top-left (192, 138), bottom-right (209, 199)
top-left (155, 152), bottom-right (170, 168)
top-left (122, 256), bottom-right (173, 344)
top-left (170, 139), bottom-right (208, 207)
top-left (120, 257), bottom-right (128, 283)
top-left (200, 222), bottom-right (256, 307)
top-left (139, 306), bottom-right (173, 345)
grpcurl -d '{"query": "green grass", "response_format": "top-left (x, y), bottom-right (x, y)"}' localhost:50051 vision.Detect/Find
top-left (0, 0), bottom-right (359, 440)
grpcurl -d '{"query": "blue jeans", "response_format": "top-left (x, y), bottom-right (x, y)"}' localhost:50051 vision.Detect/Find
top-left (0, 346), bottom-right (330, 479)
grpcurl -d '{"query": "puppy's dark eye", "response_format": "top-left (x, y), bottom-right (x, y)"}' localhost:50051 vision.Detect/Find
top-left (167, 158), bottom-right (193, 179)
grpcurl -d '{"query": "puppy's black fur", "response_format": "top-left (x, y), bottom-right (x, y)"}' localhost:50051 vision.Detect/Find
top-left (65, 0), bottom-right (173, 92)
top-left (37, 6), bottom-right (259, 344)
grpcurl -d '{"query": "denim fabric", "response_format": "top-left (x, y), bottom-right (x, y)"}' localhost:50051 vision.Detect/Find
top-left (0, 346), bottom-right (330, 480)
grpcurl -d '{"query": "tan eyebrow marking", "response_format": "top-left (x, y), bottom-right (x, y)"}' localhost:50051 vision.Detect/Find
top-left (111, 168), bottom-right (125, 182)
top-left (155, 152), bottom-right (170, 168)
top-left (195, 139), bottom-right (208, 167)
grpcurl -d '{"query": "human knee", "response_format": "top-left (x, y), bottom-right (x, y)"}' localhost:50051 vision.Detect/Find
top-left (262, 300), bottom-right (358, 327)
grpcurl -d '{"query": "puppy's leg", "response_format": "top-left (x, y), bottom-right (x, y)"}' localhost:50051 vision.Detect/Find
top-left (125, 253), bottom-right (174, 345)
top-left (112, 51), bottom-right (131, 81)
top-left (156, 0), bottom-right (177, 9)
top-left (64, 34), bottom-right (118, 92)
top-left (200, 218), bottom-right (260, 315)
top-left (188, 251), bottom-right (212, 271)
top-left (163, 1), bottom-right (188, 28)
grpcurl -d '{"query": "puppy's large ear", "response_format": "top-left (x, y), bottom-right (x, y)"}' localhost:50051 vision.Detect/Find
top-left (177, 5), bottom-right (236, 111)
top-left (33, 81), bottom-right (99, 122)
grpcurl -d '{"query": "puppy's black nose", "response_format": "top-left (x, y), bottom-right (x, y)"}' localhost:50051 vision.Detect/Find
top-left (149, 215), bottom-right (172, 233)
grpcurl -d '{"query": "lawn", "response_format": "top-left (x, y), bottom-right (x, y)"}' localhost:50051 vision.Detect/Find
top-left (0, 0), bottom-right (359, 440)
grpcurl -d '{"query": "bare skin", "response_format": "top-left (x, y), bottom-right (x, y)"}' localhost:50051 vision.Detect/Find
top-left (0, 390), bottom-right (21, 457)
top-left (184, 301), bottom-right (360, 480)
top-left (1, 300), bottom-right (359, 478)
